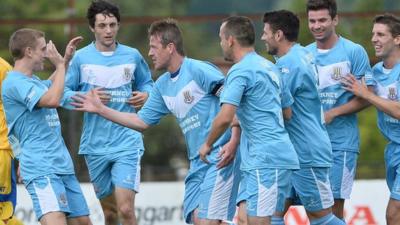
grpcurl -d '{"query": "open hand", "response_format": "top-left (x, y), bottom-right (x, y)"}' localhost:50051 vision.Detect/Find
top-left (216, 141), bottom-right (237, 168)
top-left (64, 36), bottom-right (83, 63)
top-left (71, 88), bottom-right (104, 113)
top-left (127, 91), bottom-right (148, 110)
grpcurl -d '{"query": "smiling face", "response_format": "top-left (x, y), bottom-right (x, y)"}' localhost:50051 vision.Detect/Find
top-left (90, 13), bottom-right (119, 51)
top-left (372, 23), bottom-right (400, 60)
top-left (148, 35), bottom-right (172, 71)
top-left (261, 23), bottom-right (279, 56)
top-left (308, 9), bottom-right (337, 43)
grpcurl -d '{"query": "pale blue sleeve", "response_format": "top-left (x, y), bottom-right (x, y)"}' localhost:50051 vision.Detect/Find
top-left (220, 71), bottom-right (246, 106)
top-left (192, 61), bottom-right (224, 95)
top-left (14, 79), bottom-right (46, 112)
top-left (132, 53), bottom-right (153, 93)
top-left (137, 84), bottom-right (170, 125)
top-left (280, 74), bottom-right (294, 108)
top-left (350, 45), bottom-right (373, 85)
top-left (277, 63), bottom-right (297, 108)
top-left (61, 55), bottom-right (81, 110)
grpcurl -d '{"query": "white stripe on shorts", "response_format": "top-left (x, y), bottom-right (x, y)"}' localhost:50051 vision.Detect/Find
top-left (34, 176), bottom-right (60, 215)
top-left (134, 149), bottom-right (142, 192)
top-left (341, 151), bottom-right (355, 198)
top-left (208, 168), bottom-right (234, 219)
top-left (257, 169), bottom-right (278, 217)
top-left (311, 168), bottom-right (333, 209)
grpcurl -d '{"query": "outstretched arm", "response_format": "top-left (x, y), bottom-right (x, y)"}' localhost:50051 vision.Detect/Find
top-left (323, 73), bottom-right (372, 124)
top-left (72, 89), bottom-right (150, 132)
top-left (342, 75), bottom-right (400, 119)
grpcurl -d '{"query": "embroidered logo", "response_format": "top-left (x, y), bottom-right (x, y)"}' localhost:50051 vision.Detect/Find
top-left (59, 193), bottom-right (68, 206)
top-left (388, 87), bottom-right (398, 100)
top-left (124, 67), bottom-right (132, 81)
top-left (183, 90), bottom-right (194, 104)
top-left (331, 67), bottom-right (342, 81)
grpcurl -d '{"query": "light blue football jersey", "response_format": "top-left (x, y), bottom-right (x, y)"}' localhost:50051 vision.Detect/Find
top-left (372, 62), bottom-right (400, 144)
top-left (221, 51), bottom-right (299, 170)
top-left (62, 42), bottom-right (153, 155)
top-left (2, 71), bottom-right (74, 184)
top-left (306, 37), bottom-right (373, 152)
top-left (138, 57), bottom-right (231, 160)
top-left (276, 44), bottom-right (332, 167)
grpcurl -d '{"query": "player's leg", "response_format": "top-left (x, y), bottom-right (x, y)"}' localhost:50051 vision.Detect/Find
top-left (58, 174), bottom-right (91, 225)
top-left (330, 150), bottom-right (357, 221)
top-left (114, 188), bottom-right (136, 225)
top-left (293, 168), bottom-right (344, 225)
top-left (111, 150), bottom-right (142, 225)
top-left (25, 175), bottom-right (71, 225)
top-left (245, 169), bottom-right (292, 225)
top-left (99, 195), bottom-right (119, 225)
top-left (236, 172), bottom-right (249, 225)
top-left (385, 143), bottom-right (400, 225)
top-left (195, 146), bottom-right (240, 225)
top-left (0, 151), bottom-right (18, 225)
top-left (39, 212), bottom-right (67, 225)
top-left (237, 201), bottom-right (247, 225)
top-left (84, 154), bottom-right (117, 224)
top-left (183, 159), bottom-right (205, 225)
top-left (271, 196), bottom-right (292, 225)
top-left (386, 199), bottom-right (400, 225)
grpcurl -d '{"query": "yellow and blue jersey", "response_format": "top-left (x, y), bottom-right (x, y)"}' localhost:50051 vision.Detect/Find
top-left (0, 57), bottom-right (12, 153)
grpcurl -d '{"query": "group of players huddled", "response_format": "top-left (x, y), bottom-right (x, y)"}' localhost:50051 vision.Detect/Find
top-left (0, 0), bottom-right (399, 225)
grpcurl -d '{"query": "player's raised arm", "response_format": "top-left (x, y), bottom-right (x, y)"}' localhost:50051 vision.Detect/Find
top-left (72, 89), bottom-right (149, 132)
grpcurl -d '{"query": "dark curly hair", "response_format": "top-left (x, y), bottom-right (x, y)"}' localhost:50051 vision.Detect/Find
top-left (87, 0), bottom-right (120, 28)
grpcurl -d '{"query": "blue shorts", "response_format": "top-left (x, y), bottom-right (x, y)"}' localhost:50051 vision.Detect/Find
top-left (25, 174), bottom-right (89, 220)
top-left (330, 150), bottom-right (358, 199)
top-left (84, 149), bottom-right (142, 199)
top-left (236, 171), bottom-right (248, 206)
top-left (184, 146), bottom-right (240, 224)
top-left (0, 151), bottom-right (16, 220)
top-left (385, 142), bottom-right (400, 200)
top-left (290, 167), bottom-right (334, 212)
top-left (243, 168), bottom-right (292, 217)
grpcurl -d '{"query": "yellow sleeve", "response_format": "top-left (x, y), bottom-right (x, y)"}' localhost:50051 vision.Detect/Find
top-left (0, 57), bottom-right (13, 153)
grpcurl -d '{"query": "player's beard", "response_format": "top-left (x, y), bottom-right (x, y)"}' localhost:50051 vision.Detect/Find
top-left (267, 45), bottom-right (278, 56)
top-left (223, 48), bottom-right (234, 62)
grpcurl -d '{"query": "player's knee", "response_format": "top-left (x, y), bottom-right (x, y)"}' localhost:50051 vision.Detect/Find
top-left (103, 208), bottom-right (118, 225)
top-left (386, 203), bottom-right (400, 223)
top-left (118, 203), bottom-right (135, 219)
top-left (237, 214), bottom-right (248, 225)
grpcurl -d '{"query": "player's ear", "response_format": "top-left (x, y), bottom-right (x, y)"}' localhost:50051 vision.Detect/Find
top-left (276, 30), bottom-right (284, 42)
top-left (166, 42), bottom-right (174, 54)
top-left (332, 15), bottom-right (339, 26)
top-left (394, 34), bottom-right (400, 46)
top-left (228, 35), bottom-right (234, 47)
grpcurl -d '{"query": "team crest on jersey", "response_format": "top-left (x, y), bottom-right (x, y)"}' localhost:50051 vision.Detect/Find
top-left (388, 87), bottom-right (398, 100)
top-left (183, 90), bottom-right (194, 104)
top-left (331, 67), bottom-right (342, 80)
top-left (123, 67), bottom-right (132, 81)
